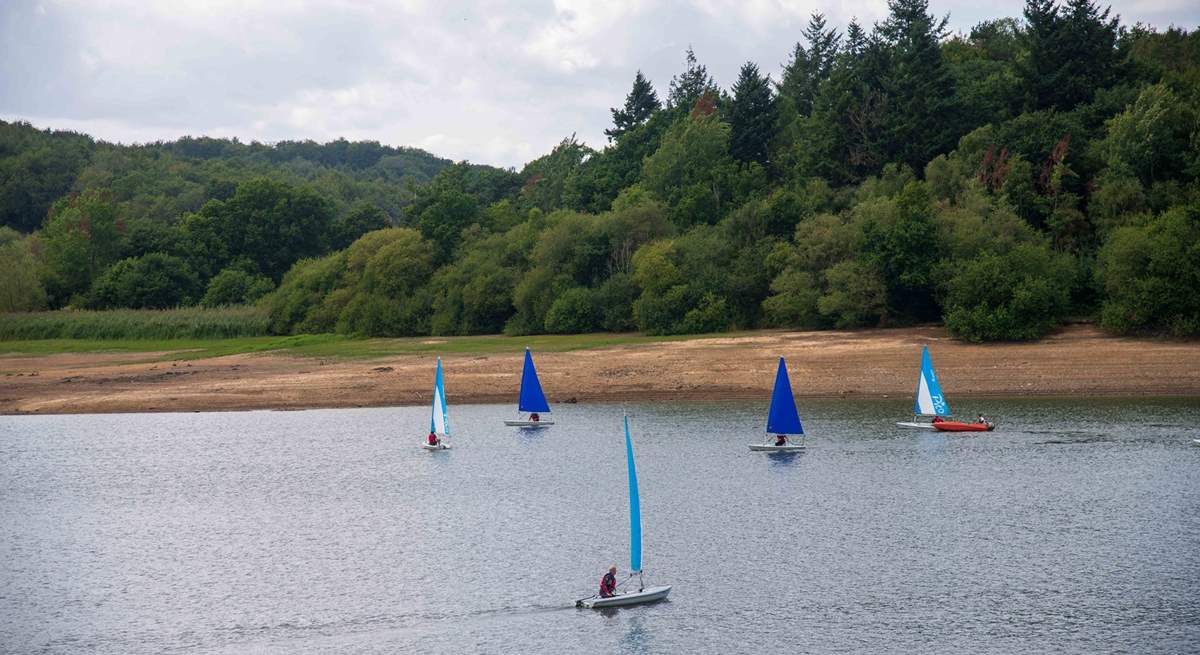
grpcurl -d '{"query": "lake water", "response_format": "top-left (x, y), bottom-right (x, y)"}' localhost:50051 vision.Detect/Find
top-left (1, 398), bottom-right (1198, 654)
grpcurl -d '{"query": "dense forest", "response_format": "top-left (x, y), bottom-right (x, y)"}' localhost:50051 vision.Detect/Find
top-left (2, 0), bottom-right (1198, 341)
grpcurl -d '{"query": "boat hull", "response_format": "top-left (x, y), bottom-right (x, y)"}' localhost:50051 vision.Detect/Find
top-left (421, 443), bottom-right (450, 450)
top-left (896, 421), bottom-right (936, 430)
top-left (933, 421), bottom-right (994, 432)
top-left (504, 420), bottom-right (554, 427)
top-left (748, 444), bottom-right (807, 452)
top-left (577, 585), bottom-right (671, 608)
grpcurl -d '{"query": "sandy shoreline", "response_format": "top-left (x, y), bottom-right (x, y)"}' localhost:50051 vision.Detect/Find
top-left (2, 325), bottom-right (1199, 415)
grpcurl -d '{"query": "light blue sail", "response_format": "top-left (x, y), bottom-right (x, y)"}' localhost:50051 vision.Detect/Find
top-left (517, 348), bottom-right (551, 413)
top-left (766, 357), bottom-right (804, 435)
top-left (914, 346), bottom-right (950, 416)
top-left (624, 415), bottom-right (642, 573)
top-left (430, 357), bottom-right (449, 436)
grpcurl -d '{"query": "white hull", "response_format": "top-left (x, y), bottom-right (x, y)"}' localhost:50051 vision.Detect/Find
top-left (748, 444), bottom-right (807, 452)
top-left (896, 421), bottom-right (936, 430)
top-left (421, 443), bottom-right (450, 450)
top-left (577, 585), bottom-right (671, 608)
top-left (504, 420), bottom-right (554, 427)
top-left (1193, 439), bottom-right (1200, 446)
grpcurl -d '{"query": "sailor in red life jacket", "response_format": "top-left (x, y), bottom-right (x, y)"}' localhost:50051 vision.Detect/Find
top-left (530, 412), bottom-right (540, 422)
top-left (427, 431), bottom-right (439, 446)
top-left (599, 565), bottom-right (618, 598)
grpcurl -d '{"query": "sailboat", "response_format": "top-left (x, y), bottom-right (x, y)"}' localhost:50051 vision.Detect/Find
top-left (421, 357), bottom-right (451, 450)
top-left (896, 346), bottom-right (949, 430)
top-left (577, 415), bottom-right (671, 609)
top-left (749, 357), bottom-right (808, 452)
top-left (896, 346), bottom-right (995, 432)
top-left (504, 348), bottom-right (554, 427)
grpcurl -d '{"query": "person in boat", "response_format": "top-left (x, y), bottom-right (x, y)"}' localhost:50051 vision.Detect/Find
top-left (774, 434), bottom-right (788, 446)
top-left (427, 431), bottom-right (439, 446)
top-left (976, 414), bottom-right (987, 425)
top-left (932, 416), bottom-right (944, 424)
top-left (530, 413), bottom-right (540, 422)
top-left (599, 565), bottom-right (618, 598)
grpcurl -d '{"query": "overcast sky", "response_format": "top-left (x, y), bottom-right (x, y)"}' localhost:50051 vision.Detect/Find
top-left (1, 1), bottom-right (1196, 169)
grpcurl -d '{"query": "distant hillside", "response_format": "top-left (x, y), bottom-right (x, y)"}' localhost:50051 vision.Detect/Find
top-left (0, 120), bottom-right (456, 232)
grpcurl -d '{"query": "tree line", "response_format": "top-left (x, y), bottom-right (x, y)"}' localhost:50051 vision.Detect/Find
top-left (2, 0), bottom-right (1198, 341)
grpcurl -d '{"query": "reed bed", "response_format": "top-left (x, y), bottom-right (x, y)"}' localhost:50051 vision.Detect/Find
top-left (0, 306), bottom-right (272, 340)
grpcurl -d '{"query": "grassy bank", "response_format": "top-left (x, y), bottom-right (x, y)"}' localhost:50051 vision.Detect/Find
top-left (0, 307), bottom-right (271, 340)
top-left (0, 330), bottom-right (729, 360)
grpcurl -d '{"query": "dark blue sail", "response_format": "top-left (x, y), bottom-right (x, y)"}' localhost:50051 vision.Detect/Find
top-left (517, 348), bottom-right (551, 413)
top-left (765, 357), bottom-right (804, 435)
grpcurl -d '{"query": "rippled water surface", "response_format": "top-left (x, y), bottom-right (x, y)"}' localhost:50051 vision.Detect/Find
top-left (2, 398), bottom-right (1199, 654)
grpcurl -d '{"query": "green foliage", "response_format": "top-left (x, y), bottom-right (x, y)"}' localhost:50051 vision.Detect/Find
top-left (1098, 203), bottom-right (1200, 335)
top-left (641, 115), bottom-right (738, 227)
top-left (607, 71), bottom-right (661, 141)
top-left (778, 13), bottom-right (841, 118)
top-left (201, 267), bottom-right (275, 307)
top-left (1098, 84), bottom-right (1196, 185)
top-left (38, 189), bottom-right (125, 307)
top-left (4, 11), bottom-right (1200, 345)
top-left (0, 306), bottom-right (270, 340)
top-left (544, 286), bottom-right (602, 333)
top-left (0, 227), bottom-right (47, 311)
top-left (331, 200), bottom-right (390, 250)
top-left (262, 252), bottom-right (347, 334)
top-left (729, 62), bottom-right (778, 165)
top-left (89, 253), bottom-right (200, 309)
top-left (1021, 0), bottom-right (1120, 112)
top-left (860, 181), bottom-right (939, 321)
top-left (942, 243), bottom-right (1074, 341)
top-left (667, 47), bottom-right (720, 111)
top-left (181, 178), bottom-right (335, 281)
top-left (0, 122), bottom-right (93, 232)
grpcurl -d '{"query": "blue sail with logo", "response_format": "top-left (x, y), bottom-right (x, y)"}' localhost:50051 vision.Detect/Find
top-left (914, 346), bottom-right (950, 417)
top-left (518, 348), bottom-right (551, 414)
top-left (624, 415), bottom-right (641, 573)
top-left (766, 357), bottom-right (804, 435)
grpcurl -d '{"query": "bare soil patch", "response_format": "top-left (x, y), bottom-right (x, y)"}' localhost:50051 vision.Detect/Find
top-left (2, 325), bottom-right (1198, 415)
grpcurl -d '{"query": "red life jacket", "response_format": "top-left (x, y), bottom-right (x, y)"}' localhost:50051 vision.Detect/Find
top-left (428, 433), bottom-right (438, 445)
top-left (599, 572), bottom-right (617, 597)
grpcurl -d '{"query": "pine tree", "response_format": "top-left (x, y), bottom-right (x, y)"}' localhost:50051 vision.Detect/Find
top-left (1021, 0), bottom-right (1066, 111)
top-left (729, 62), bottom-right (778, 165)
top-left (668, 47), bottom-right (720, 111)
top-left (879, 0), bottom-right (961, 173)
top-left (779, 13), bottom-right (841, 117)
top-left (606, 71), bottom-right (661, 142)
top-left (1021, 0), bottom-right (1120, 111)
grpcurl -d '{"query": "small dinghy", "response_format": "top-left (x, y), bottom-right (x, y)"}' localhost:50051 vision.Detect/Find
top-left (749, 357), bottom-right (808, 452)
top-left (897, 346), bottom-right (948, 429)
top-left (421, 358), bottom-right (451, 451)
top-left (504, 348), bottom-right (555, 427)
top-left (933, 420), bottom-right (994, 432)
top-left (577, 416), bottom-right (671, 609)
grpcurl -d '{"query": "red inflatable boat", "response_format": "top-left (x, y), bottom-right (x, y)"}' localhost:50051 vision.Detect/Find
top-left (932, 420), bottom-right (995, 432)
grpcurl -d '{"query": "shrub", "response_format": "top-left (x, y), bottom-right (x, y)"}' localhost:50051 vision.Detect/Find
top-left (89, 253), bottom-right (200, 309)
top-left (201, 267), bottom-right (275, 307)
top-left (1097, 204), bottom-right (1200, 336)
top-left (942, 243), bottom-right (1073, 341)
top-left (543, 287), bottom-right (602, 333)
